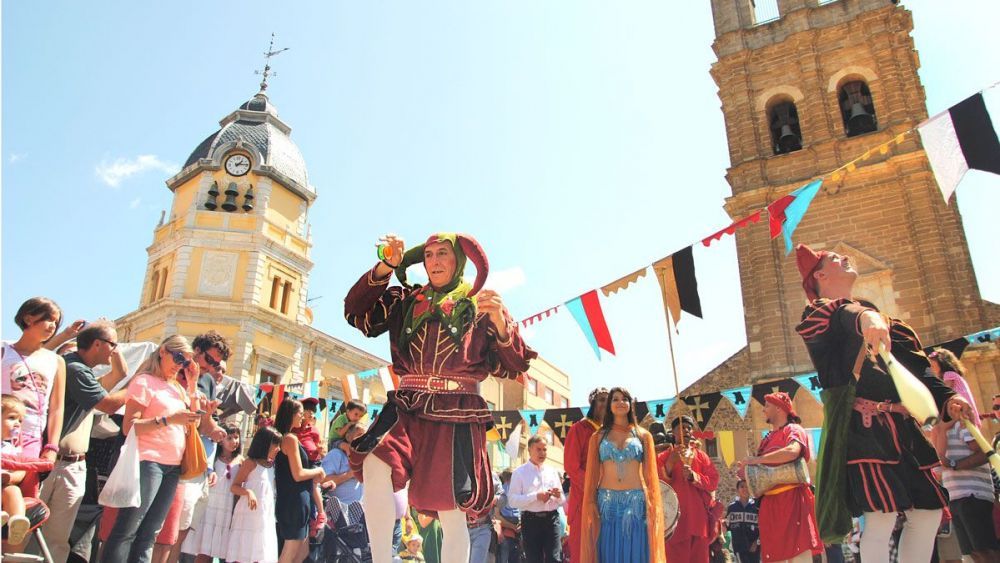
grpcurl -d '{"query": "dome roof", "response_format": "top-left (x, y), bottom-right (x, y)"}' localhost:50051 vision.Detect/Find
top-left (181, 92), bottom-right (312, 198)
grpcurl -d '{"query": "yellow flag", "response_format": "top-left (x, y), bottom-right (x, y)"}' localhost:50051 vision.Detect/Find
top-left (719, 430), bottom-right (736, 467)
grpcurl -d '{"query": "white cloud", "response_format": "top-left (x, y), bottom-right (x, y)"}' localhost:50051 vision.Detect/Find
top-left (95, 154), bottom-right (179, 188)
top-left (8, 153), bottom-right (27, 164)
top-left (483, 266), bottom-right (526, 294)
top-left (129, 198), bottom-right (142, 209)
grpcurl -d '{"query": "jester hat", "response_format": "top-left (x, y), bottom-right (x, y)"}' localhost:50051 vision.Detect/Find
top-left (393, 233), bottom-right (489, 295)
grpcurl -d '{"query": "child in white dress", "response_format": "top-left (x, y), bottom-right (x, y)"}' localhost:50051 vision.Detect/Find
top-left (227, 426), bottom-right (281, 563)
top-left (183, 423), bottom-right (241, 561)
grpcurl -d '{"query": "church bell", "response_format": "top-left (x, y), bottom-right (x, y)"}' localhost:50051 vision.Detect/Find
top-left (847, 102), bottom-right (876, 135)
top-left (222, 182), bottom-right (239, 212)
top-left (242, 185), bottom-right (255, 212)
top-left (204, 182), bottom-right (219, 210)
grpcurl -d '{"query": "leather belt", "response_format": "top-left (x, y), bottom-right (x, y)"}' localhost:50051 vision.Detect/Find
top-left (398, 375), bottom-right (479, 394)
top-left (853, 397), bottom-right (910, 428)
top-left (56, 452), bottom-right (86, 463)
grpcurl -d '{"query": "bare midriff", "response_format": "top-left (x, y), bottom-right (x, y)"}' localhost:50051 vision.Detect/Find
top-left (598, 459), bottom-right (644, 490)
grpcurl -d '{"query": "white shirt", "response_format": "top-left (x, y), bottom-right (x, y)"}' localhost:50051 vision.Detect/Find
top-left (508, 459), bottom-right (565, 513)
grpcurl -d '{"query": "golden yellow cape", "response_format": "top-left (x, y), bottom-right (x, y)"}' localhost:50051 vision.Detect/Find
top-left (580, 427), bottom-right (666, 563)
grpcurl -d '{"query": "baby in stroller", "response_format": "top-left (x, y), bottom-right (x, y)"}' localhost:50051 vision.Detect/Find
top-left (2, 394), bottom-right (55, 560)
top-left (319, 425), bottom-right (372, 562)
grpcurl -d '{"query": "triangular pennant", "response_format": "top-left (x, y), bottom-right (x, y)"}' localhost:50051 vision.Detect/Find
top-left (645, 399), bottom-right (676, 423)
top-left (751, 379), bottom-right (800, 405)
top-left (600, 267), bottom-right (649, 297)
top-left (718, 430), bottom-right (736, 467)
top-left (965, 326), bottom-right (1000, 345)
top-left (543, 408), bottom-right (584, 444)
top-left (357, 368), bottom-right (380, 380)
top-left (780, 179), bottom-right (823, 255)
top-left (682, 392), bottom-right (723, 431)
top-left (792, 373), bottom-right (824, 405)
top-left (341, 374), bottom-right (359, 401)
top-left (564, 290), bottom-right (616, 359)
top-left (810, 427), bottom-right (823, 458)
top-left (490, 411), bottom-right (523, 443)
top-left (307, 381), bottom-right (320, 398)
top-left (505, 422), bottom-right (523, 460)
top-left (634, 401), bottom-right (649, 424)
top-left (720, 386), bottom-right (753, 419)
top-left (520, 306), bottom-right (560, 328)
top-left (519, 409), bottom-right (546, 435)
top-left (918, 93), bottom-right (1000, 203)
top-left (701, 211), bottom-right (763, 247)
top-left (653, 245), bottom-right (703, 326)
top-left (367, 404), bottom-right (383, 421)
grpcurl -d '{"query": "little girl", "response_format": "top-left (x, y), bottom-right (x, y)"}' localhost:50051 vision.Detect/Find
top-left (184, 424), bottom-right (241, 562)
top-left (227, 426), bottom-right (281, 563)
top-left (1, 395), bottom-right (32, 545)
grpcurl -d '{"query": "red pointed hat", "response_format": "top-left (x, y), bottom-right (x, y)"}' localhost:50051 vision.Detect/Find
top-left (795, 244), bottom-right (829, 301)
top-left (764, 391), bottom-right (798, 418)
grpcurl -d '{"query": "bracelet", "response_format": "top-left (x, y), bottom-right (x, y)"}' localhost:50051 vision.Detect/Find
top-left (380, 258), bottom-right (397, 270)
top-left (161, 416), bottom-right (168, 426)
top-left (41, 444), bottom-right (59, 454)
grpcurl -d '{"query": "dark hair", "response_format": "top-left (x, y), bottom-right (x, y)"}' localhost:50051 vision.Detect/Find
top-left (585, 388), bottom-right (609, 420)
top-left (344, 400), bottom-right (366, 413)
top-left (76, 321), bottom-right (115, 351)
top-left (245, 426), bottom-right (282, 461)
top-left (500, 469), bottom-right (512, 484)
top-left (274, 399), bottom-right (303, 434)
top-left (14, 297), bottom-right (62, 335)
top-left (215, 423), bottom-right (241, 462)
top-left (527, 435), bottom-right (547, 449)
top-left (601, 387), bottom-right (638, 429)
top-left (192, 331), bottom-right (231, 361)
top-left (671, 415), bottom-right (695, 430)
top-left (929, 347), bottom-right (965, 378)
top-left (736, 479), bottom-right (748, 489)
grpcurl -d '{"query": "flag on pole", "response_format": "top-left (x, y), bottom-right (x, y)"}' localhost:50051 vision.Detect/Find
top-left (565, 290), bottom-right (616, 359)
top-left (918, 92), bottom-right (1000, 203)
top-left (653, 246), bottom-right (703, 326)
top-left (767, 179), bottom-right (824, 255)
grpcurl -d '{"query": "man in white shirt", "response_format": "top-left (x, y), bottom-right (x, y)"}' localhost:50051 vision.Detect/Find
top-left (508, 436), bottom-right (563, 563)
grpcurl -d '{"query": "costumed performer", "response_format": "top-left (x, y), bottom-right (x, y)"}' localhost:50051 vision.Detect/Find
top-left (658, 415), bottom-right (719, 563)
top-left (794, 244), bottom-right (974, 562)
top-left (344, 232), bottom-right (537, 563)
top-left (581, 386), bottom-right (665, 563)
top-left (563, 386), bottom-right (609, 563)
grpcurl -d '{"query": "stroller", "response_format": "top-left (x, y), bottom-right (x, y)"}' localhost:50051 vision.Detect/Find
top-left (1, 456), bottom-right (55, 563)
top-left (319, 492), bottom-right (372, 563)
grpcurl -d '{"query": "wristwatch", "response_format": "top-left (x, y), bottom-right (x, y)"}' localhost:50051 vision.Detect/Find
top-left (947, 458), bottom-right (958, 470)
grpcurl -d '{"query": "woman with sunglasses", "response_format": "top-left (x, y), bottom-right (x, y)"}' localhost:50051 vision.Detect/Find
top-left (100, 335), bottom-right (203, 563)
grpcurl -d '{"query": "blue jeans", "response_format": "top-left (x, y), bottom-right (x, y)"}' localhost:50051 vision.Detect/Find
top-left (498, 536), bottom-right (521, 563)
top-left (101, 461), bottom-right (181, 563)
top-left (469, 522), bottom-right (493, 563)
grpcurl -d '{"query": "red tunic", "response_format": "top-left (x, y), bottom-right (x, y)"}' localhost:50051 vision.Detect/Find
top-left (756, 424), bottom-right (822, 562)
top-left (563, 417), bottom-right (599, 563)
top-left (344, 266), bottom-right (536, 519)
top-left (657, 445), bottom-right (719, 540)
top-left (294, 423), bottom-right (322, 463)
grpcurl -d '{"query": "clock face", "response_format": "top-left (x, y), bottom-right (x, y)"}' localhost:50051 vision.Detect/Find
top-left (225, 154), bottom-right (251, 176)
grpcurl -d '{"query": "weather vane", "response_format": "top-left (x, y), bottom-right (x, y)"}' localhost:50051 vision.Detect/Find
top-left (255, 32), bottom-right (290, 93)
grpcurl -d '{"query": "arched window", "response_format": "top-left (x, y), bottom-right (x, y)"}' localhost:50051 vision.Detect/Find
top-left (769, 101), bottom-right (803, 155)
top-left (148, 271), bottom-right (160, 304)
top-left (839, 80), bottom-right (877, 137)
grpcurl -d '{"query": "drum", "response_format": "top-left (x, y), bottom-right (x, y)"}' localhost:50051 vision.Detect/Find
top-left (659, 480), bottom-right (680, 539)
top-left (745, 457), bottom-right (810, 497)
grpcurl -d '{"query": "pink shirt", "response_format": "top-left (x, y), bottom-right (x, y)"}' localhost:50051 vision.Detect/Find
top-left (128, 374), bottom-right (190, 466)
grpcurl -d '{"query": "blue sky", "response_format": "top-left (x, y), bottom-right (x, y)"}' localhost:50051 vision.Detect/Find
top-left (2, 1), bottom-right (998, 406)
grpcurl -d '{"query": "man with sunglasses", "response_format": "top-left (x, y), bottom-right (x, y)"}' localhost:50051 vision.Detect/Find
top-left (40, 320), bottom-right (131, 562)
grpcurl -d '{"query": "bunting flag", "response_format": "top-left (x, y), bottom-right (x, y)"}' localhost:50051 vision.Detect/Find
top-left (810, 427), bottom-right (823, 458)
top-left (322, 399), bottom-right (340, 414)
top-left (505, 422), bottom-right (523, 460)
top-left (600, 267), bottom-right (649, 297)
top-left (341, 373), bottom-right (360, 401)
top-left (720, 386), bottom-right (753, 419)
top-left (925, 337), bottom-right (970, 360)
top-left (520, 305), bottom-right (560, 328)
top-left (272, 384), bottom-right (286, 409)
top-left (367, 404), bottom-right (384, 421)
top-left (357, 368), bottom-right (380, 380)
top-left (683, 392), bottom-right (723, 431)
top-left (543, 408), bottom-right (584, 444)
top-left (254, 386), bottom-right (268, 405)
top-left (380, 366), bottom-right (399, 391)
top-left (964, 326), bottom-right (1000, 344)
top-left (702, 211), bottom-right (763, 247)
top-left (767, 179), bottom-right (824, 255)
top-left (653, 246), bottom-right (703, 326)
top-left (491, 410), bottom-right (523, 443)
top-left (751, 379), bottom-right (800, 406)
top-left (918, 92), bottom-right (1000, 203)
top-left (519, 409), bottom-right (547, 435)
top-left (718, 430), bottom-right (736, 467)
top-left (793, 373), bottom-right (824, 405)
top-left (306, 381), bottom-right (320, 398)
top-left (565, 290), bottom-right (616, 359)
top-left (634, 401), bottom-right (649, 424)
top-left (645, 398), bottom-right (676, 422)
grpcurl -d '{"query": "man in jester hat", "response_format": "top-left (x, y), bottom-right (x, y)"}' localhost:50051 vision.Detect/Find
top-left (344, 232), bottom-right (537, 563)
top-left (794, 244), bottom-right (974, 563)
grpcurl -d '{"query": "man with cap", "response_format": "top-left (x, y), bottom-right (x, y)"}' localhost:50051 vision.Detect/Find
top-left (657, 415), bottom-right (719, 562)
top-left (739, 392), bottom-right (820, 563)
top-left (793, 244), bottom-right (973, 562)
top-left (345, 233), bottom-right (537, 563)
top-left (561, 387), bottom-right (608, 563)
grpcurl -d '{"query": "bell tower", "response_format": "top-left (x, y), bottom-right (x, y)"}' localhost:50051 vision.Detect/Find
top-left (707, 0), bottom-right (997, 380)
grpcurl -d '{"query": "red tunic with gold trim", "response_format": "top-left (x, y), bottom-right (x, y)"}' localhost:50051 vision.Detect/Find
top-left (345, 265), bottom-right (536, 519)
top-left (755, 424), bottom-right (822, 562)
top-left (563, 417), bottom-right (599, 563)
top-left (797, 298), bottom-right (954, 516)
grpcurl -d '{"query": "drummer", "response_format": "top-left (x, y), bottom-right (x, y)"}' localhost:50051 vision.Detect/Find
top-left (657, 415), bottom-right (719, 563)
top-left (738, 392), bottom-right (821, 562)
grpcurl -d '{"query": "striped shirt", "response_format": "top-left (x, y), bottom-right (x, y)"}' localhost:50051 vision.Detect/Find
top-left (942, 424), bottom-right (994, 502)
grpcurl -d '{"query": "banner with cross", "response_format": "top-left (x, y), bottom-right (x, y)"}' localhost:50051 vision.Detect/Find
top-left (682, 392), bottom-right (723, 431)
top-left (490, 411), bottom-right (523, 443)
top-left (543, 408), bottom-right (585, 444)
top-left (751, 379), bottom-right (800, 406)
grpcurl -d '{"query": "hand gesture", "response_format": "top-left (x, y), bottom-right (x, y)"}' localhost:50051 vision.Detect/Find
top-left (168, 411), bottom-right (203, 426)
top-left (535, 490), bottom-right (552, 502)
top-left (313, 468), bottom-right (327, 483)
top-left (66, 320), bottom-right (87, 337)
top-left (946, 395), bottom-right (974, 422)
top-left (378, 234), bottom-right (406, 268)
top-left (476, 290), bottom-right (508, 328)
top-left (246, 490), bottom-right (258, 511)
top-left (209, 426), bottom-right (227, 443)
top-left (860, 311), bottom-right (891, 355)
top-left (207, 472), bottom-right (218, 487)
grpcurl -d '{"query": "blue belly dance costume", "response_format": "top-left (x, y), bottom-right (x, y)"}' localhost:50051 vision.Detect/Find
top-left (597, 432), bottom-right (649, 562)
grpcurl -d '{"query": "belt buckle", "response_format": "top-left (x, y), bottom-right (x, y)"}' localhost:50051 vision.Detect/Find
top-left (427, 377), bottom-right (460, 392)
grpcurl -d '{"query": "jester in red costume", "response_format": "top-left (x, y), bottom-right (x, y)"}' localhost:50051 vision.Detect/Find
top-left (345, 233), bottom-right (536, 563)
top-left (562, 387), bottom-right (608, 563)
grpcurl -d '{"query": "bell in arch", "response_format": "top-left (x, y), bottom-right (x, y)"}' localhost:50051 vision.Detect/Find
top-left (221, 182), bottom-right (239, 212)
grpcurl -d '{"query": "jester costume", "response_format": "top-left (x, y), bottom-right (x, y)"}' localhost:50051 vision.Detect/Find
top-left (794, 245), bottom-right (956, 543)
top-left (345, 233), bottom-right (536, 520)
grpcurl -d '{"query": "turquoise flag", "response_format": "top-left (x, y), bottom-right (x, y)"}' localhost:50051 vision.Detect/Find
top-left (519, 409), bottom-right (546, 435)
top-left (367, 404), bottom-right (384, 421)
top-left (810, 427), bottom-right (823, 458)
top-left (645, 399), bottom-right (675, 422)
top-left (307, 381), bottom-right (320, 398)
top-left (721, 386), bottom-right (753, 419)
top-left (782, 179), bottom-right (823, 254)
top-left (793, 373), bottom-right (824, 405)
top-left (565, 296), bottom-right (601, 359)
top-left (357, 368), bottom-right (380, 380)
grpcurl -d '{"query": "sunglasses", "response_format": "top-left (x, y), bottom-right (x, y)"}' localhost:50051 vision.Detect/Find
top-left (993, 404), bottom-right (1000, 411)
top-left (98, 338), bottom-right (118, 350)
top-left (171, 351), bottom-right (192, 368)
top-left (201, 352), bottom-right (221, 368)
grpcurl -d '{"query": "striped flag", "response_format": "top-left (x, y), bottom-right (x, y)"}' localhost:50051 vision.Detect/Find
top-left (653, 246), bottom-right (703, 326)
top-left (918, 93), bottom-right (1000, 203)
